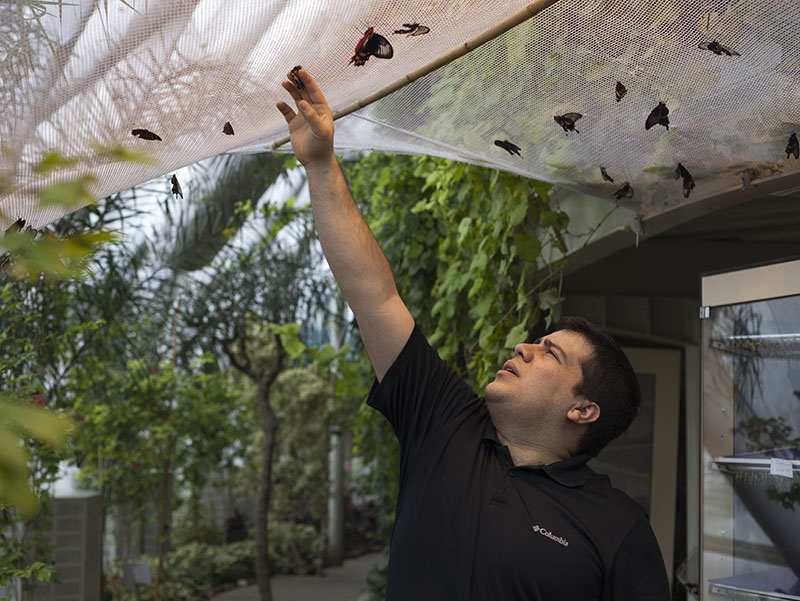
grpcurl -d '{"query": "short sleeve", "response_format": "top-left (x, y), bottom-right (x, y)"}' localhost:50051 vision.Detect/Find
top-left (367, 323), bottom-right (479, 462)
top-left (605, 513), bottom-right (671, 601)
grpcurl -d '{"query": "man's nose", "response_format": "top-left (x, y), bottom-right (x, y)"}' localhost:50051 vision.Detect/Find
top-left (514, 343), bottom-right (533, 361)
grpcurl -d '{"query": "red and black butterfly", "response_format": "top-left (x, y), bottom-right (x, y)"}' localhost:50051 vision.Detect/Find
top-left (131, 128), bottom-right (162, 141)
top-left (350, 28), bottom-right (394, 66)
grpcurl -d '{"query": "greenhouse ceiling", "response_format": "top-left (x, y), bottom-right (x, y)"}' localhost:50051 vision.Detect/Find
top-left (2, 0), bottom-right (800, 236)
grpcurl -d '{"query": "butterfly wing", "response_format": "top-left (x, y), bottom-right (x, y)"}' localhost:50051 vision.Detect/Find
top-left (350, 28), bottom-right (373, 65)
top-left (132, 128), bottom-right (162, 141)
top-left (562, 112), bottom-right (582, 122)
top-left (600, 166), bottom-right (614, 182)
top-left (365, 32), bottom-right (393, 59)
top-left (614, 183), bottom-right (633, 199)
top-left (409, 25), bottom-right (430, 36)
top-left (719, 44), bottom-right (740, 56)
top-left (289, 66), bottom-right (305, 89)
top-left (223, 122), bottom-right (234, 135)
top-left (645, 103), bottom-right (668, 130)
top-left (615, 81), bottom-right (627, 102)
top-left (171, 175), bottom-right (183, 198)
top-left (787, 134), bottom-right (799, 159)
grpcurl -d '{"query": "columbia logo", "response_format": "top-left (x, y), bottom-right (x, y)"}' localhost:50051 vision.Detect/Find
top-left (532, 524), bottom-right (569, 547)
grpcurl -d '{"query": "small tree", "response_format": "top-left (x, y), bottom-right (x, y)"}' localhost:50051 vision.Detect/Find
top-left (181, 208), bottom-right (327, 601)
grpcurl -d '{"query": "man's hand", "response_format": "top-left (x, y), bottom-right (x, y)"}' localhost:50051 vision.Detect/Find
top-left (276, 69), bottom-right (335, 168)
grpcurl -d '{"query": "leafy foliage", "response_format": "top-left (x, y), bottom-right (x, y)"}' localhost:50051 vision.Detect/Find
top-left (344, 153), bottom-right (568, 389)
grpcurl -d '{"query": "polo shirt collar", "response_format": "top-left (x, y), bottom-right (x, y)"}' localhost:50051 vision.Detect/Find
top-left (481, 417), bottom-right (594, 488)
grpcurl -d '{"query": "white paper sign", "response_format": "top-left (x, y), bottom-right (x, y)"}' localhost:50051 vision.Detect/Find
top-left (769, 457), bottom-right (794, 479)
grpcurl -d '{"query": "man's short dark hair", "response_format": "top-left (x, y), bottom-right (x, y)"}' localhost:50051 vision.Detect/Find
top-left (551, 316), bottom-right (641, 457)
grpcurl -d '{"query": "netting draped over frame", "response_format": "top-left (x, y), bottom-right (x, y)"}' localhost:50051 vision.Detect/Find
top-left (2, 0), bottom-right (800, 231)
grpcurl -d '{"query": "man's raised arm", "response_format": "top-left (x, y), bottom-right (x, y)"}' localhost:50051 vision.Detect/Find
top-left (276, 69), bottom-right (414, 381)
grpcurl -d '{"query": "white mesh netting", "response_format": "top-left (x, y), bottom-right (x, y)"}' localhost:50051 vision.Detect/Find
top-left (2, 0), bottom-right (800, 232)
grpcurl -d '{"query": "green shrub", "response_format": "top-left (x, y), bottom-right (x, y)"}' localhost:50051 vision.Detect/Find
top-left (104, 521), bottom-right (325, 600)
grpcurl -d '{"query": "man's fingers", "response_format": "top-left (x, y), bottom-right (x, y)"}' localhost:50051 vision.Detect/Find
top-left (276, 101), bottom-right (296, 124)
top-left (297, 99), bottom-right (325, 131)
top-left (281, 80), bottom-right (304, 103)
top-left (297, 69), bottom-right (329, 111)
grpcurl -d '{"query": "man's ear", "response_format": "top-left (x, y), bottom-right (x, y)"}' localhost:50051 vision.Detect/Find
top-left (567, 400), bottom-right (600, 425)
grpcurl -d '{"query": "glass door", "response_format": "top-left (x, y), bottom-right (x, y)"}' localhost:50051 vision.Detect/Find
top-left (701, 259), bottom-right (800, 600)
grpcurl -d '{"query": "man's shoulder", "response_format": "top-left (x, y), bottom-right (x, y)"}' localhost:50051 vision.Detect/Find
top-left (580, 470), bottom-right (651, 541)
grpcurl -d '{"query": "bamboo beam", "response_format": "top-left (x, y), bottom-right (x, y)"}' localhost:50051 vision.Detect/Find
top-left (270, 0), bottom-right (561, 149)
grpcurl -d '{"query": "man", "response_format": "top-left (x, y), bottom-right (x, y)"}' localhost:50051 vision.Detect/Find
top-left (277, 69), bottom-right (670, 600)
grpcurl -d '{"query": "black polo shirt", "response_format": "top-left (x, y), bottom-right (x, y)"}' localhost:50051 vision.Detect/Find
top-left (367, 324), bottom-right (670, 600)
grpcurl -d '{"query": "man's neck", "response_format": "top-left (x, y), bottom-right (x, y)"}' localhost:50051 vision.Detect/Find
top-left (495, 429), bottom-right (569, 466)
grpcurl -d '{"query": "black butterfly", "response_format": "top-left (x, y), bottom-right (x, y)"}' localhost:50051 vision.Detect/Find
top-left (131, 128), bottom-right (162, 141)
top-left (645, 102), bottom-right (669, 130)
top-left (171, 175), bottom-right (183, 199)
top-left (12, 218), bottom-right (26, 232)
top-left (289, 66), bottom-right (304, 90)
top-left (350, 28), bottom-right (394, 66)
top-left (394, 23), bottom-right (430, 36)
top-left (599, 166), bottom-right (614, 182)
top-left (223, 121), bottom-right (234, 135)
top-left (786, 133), bottom-right (799, 159)
top-left (674, 163), bottom-right (695, 198)
top-left (698, 41), bottom-right (740, 56)
top-left (554, 113), bottom-right (582, 134)
top-left (614, 182), bottom-right (634, 199)
top-left (615, 81), bottom-right (627, 102)
top-left (494, 139), bottom-right (522, 157)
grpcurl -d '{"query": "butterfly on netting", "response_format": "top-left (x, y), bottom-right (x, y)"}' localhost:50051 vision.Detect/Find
top-left (171, 174), bottom-right (183, 199)
top-left (599, 166), bottom-right (614, 182)
top-left (554, 113), bottom-right (582, 134)
top-left (698, 41), bottom-right (740, 56)
top-left (10, 218), bottom-right (26, 232)
top-left (288, 66), bottom-right (304, 90)
top-left (494, 139), bottom-right (522, 157)
top-left (350, 28), bottom-right (394, 66)
top-left (394, 23), bottom-right (430, 36)
top-left (786, 133), bottom-right (799, 159)
top-left (674, 163), bottom-right (695, 198)
top-left (615, 81), bottom-right (627, 102)
top-left (614, 182), bottom-right (633, 199)
top-left (223, 121), bottom-right (235, 135)
top-left (645, 102), bottom-right (669, 130)
top-left (131, 128), bottom-right (162, 141)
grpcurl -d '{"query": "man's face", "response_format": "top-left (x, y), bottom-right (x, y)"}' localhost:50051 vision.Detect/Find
top-left (484, 330), bottom-right (593, 428)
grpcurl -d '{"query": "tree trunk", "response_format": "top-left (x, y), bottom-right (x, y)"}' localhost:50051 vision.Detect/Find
top-left (153, 436), bottom-right (174, 601)
top-left (255, 377), bottom-right (280, 601)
